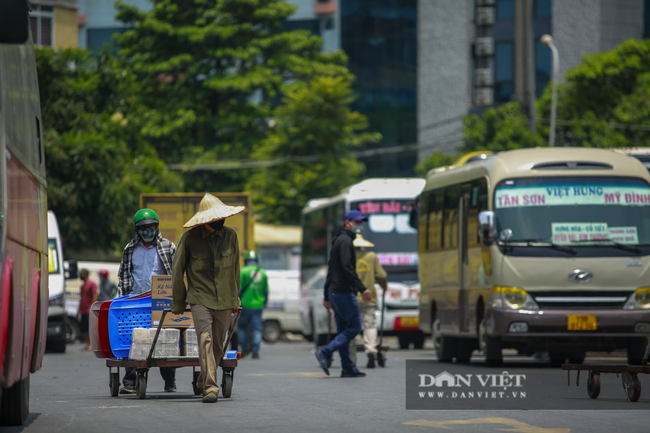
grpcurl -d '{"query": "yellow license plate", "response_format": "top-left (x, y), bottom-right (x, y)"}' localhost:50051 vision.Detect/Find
top-left (567, 315), bottom-right (597, 331)
top-left (401, 317), bottom-right (419, 327)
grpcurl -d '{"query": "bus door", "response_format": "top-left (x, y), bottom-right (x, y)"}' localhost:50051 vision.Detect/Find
top-left (457, 187), bottom-right (471, 333)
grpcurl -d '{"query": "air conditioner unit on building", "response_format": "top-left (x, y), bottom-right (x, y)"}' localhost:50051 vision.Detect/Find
top-left (475, 68), bottom-right (494, 86)
top-left (475, 88), bottom-right (494, 106)
top-left (477, 0), bottom-right (495, 5)
top-left (475, 37), bottom-right (494, 56)
top-left (476, 7), bottom-right (495, 25)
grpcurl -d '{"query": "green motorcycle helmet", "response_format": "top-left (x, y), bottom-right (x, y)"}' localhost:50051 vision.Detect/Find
top-left (244, 250), bottom-right (259, 265)
top-left (134, 208), bottom-right (159, 227)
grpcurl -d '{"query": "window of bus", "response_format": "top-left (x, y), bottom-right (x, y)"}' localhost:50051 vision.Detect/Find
top-left (443, 187), bottom-right (460, 250)
top-left (301, 210), bottom-right (329, 268)
top-left (494, 176), bottom-right (650, 257)
top-left (352, 199), bottom-right (417, 256)
top-left (425, 191), bottom-right (443, 252)
top-left (465, 178), bottom-right (488, 247)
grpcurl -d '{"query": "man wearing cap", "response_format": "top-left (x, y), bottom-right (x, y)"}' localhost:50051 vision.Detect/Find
top-left (171, 193), bottom-right (243, 403)
top-left (315, 210), bottom-right (372, 378)
top-left (117, 208), bottom-right (177, 394)
top-left (349, 234), bottom-right (388, 369)
top-left (98, 269), bottom-right (118, 301)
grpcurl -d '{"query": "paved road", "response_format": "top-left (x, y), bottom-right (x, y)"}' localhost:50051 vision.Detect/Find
top-left (6, 341), bottom-right (650, 433)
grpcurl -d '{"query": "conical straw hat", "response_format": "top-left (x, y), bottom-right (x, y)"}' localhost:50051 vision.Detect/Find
top-left (183, 193), bottom-right (246, 228)
top-left (353, 234), bottom-right (375, 248)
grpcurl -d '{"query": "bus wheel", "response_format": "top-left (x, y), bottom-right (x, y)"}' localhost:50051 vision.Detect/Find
top-left (0, 376), bottom-right (29, 426)
top-left (437, 337), bottom-right (458, 363)
top-left (456, 339), bottom-right (477, 363)
top-left (413, 333), bottom-right (425, 350)
top-left (627, 338), bottom-right (648, 365)
top-left (480, 320), bottom-right (502, 366)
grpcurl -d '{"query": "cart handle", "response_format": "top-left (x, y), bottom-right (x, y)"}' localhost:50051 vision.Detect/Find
top-left (146, 308), bottom-right (242, 367)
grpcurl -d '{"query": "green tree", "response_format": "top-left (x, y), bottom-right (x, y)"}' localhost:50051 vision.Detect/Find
top-left (416, 102), bottom-right (544, 174)
top-left (115, 0), bottom-right (351, 192)
top-left (247, 76), bottom-right (381, 224)
top-left (537, 38), bottom-right (650, 147)
top-left (414, 151), bottom-right (456, 176)
top-left (416, 39), bottom-right (650, 176)
top-left (36, 47), bottom-right (181, 253)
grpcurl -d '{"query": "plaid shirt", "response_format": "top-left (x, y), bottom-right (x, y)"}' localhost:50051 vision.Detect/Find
top-left (118, 232), bottom-right (176, 297)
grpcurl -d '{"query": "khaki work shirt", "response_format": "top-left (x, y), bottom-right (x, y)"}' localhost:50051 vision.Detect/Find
top-left (172, 225), bottom-right (240, 312)
top-left (356, 250), bottom-right (388, 303)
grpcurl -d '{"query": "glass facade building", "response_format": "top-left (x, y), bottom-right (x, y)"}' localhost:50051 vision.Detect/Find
top-left (341, 0), bottom-right (417, 177)
top-left (490, 0), bottom-right (552, 104)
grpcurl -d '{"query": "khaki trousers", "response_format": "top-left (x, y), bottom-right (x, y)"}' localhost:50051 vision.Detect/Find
top-left (350, 301), bottom-right (378, 365)
top-left (191, 304), bottom-right (232, 395)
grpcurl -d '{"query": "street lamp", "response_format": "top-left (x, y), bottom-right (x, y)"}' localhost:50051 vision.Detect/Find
top-left (541, 34), bottom-right (559, 147)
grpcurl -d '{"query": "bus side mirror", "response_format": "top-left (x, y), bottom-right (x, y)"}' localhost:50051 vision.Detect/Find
top-left (478, 211), bottom-right (496, 245)
top-left (408, 201), bottom-right (419, 230)
top-left (0, 0), bottom-right (29, 44)
top-left (65, 260), bottom-right (79, 280)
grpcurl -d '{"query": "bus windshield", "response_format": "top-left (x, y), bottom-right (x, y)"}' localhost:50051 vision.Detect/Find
top-left (495, 177), bottom-right (650, 254)
top-left (351, 199), bottom-right (418, 266)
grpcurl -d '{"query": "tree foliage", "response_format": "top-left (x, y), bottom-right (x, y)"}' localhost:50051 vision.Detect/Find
top-left (248, 75), bottom-right (381, 224)
top-left (115, 0), bottom-right (351, 192)
top-left (417, 38), bottom-right (650, 175)
top-left (36, 47), bottom-right (181, 253)
top-left (538, 38), bottom-right (650, 148)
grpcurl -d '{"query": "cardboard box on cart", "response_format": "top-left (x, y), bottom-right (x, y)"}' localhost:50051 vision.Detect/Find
top-left (151, 275), bottom-right (194, 328)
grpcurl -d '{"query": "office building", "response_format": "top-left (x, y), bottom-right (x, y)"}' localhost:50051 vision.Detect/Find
top-left (418, 0), bottom-right (650, 161)
top-left (341, 0), bottom-right (418, 177)
top-left (30, 0), bottom-right (79, 48)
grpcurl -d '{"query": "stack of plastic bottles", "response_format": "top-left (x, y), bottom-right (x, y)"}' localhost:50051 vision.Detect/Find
top-left (185, 327), bottom-right (199, 357)
top-left (129, 328), bottom-right (180, 360)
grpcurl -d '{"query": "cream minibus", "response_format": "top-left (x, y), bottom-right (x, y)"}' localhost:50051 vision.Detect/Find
top-left (417, 148), bottom-right (650, 366)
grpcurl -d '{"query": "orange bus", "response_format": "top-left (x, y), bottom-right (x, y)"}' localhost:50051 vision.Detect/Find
top-left (0, 1), bottom-right (49, 426)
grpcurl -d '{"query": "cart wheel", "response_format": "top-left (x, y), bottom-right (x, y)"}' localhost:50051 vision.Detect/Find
top-left (622, 372), bottom-right (641, 402)
top-left (221, 371), bottom-right (233, 399)
top-left (587, 371), bottom-right (600, 399)
top-left (377, 352), bottom-right (386, 368)
top-left (110, 372), bottom-right (120, 397)
top-left (136, 374), bottom-right (147, 400)
top-left (192, 371), bottom-right (202, 396)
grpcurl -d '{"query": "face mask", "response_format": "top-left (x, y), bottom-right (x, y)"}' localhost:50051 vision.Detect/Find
top-left (209, 219), bottom-right (225, 231)
top-left (137, 226), bottom-right (158, 242)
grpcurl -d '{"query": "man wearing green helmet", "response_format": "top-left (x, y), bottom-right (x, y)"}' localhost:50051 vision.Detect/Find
top-left (238, 251), bottom-right (269, 359)
top-left (117, 208), bottom-right (177, 394)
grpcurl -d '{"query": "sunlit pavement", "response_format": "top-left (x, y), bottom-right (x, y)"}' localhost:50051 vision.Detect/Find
top-left (6, 340), bottom-right (650, 433)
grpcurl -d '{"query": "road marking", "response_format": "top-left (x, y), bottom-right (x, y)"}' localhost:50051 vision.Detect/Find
top-left (93, 406), bottom-right (145, 409)
top-left (403, 417), bottom-right (570, 433)
top-left (244, 372), bottom-right (325, 378)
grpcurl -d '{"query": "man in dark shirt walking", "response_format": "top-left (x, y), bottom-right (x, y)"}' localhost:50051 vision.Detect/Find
top-left (315, 210), bottom-right (371, 378)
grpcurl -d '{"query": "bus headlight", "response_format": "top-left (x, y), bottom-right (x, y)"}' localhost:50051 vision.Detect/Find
top-left (623, 288), bottom-right (650, 310)
top-left (490, 286), bottom-right (539, 310)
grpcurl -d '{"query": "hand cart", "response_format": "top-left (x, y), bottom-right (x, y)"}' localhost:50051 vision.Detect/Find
top-left (106, 308), bottom-right (241, 400)
top-left (561, 338), bottom-right (650, 402)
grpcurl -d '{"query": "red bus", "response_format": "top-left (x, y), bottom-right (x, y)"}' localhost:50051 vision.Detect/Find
top-left (0, 1), bottom-right (49, 426)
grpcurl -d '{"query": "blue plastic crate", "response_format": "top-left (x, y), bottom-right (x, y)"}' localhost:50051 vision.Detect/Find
top-left (108, 293), bottom-right (152, 358)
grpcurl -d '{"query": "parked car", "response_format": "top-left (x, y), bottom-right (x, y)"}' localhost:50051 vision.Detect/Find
top-left (262, 270), bottom-right (301, 342)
